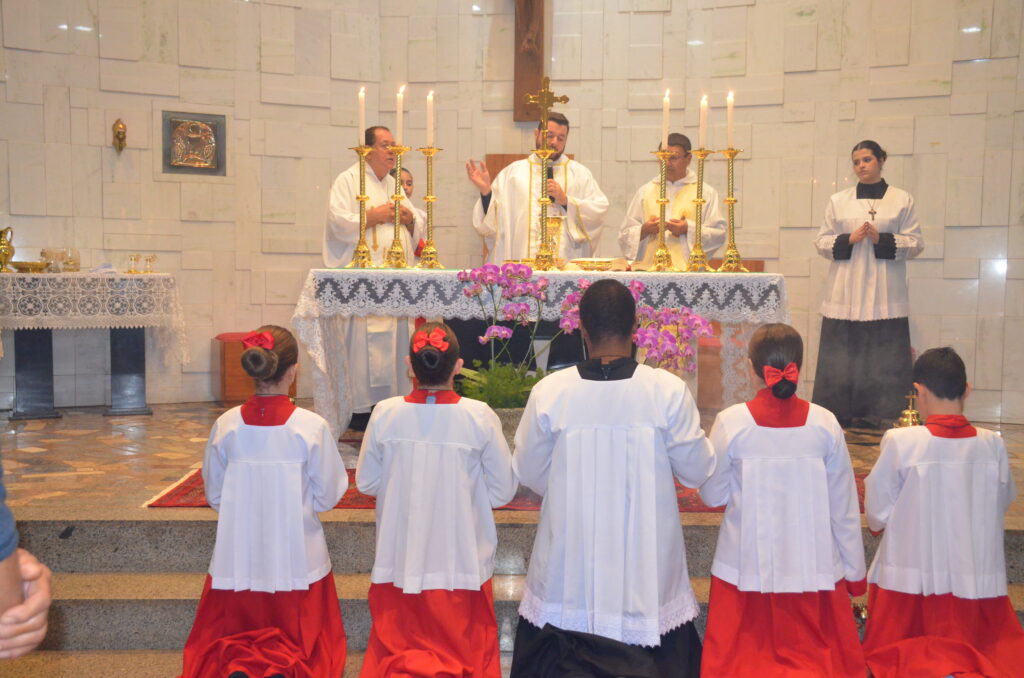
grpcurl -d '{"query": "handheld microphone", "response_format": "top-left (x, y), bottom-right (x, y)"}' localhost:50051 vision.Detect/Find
top-left (545, 166), bottom-right (557, 204)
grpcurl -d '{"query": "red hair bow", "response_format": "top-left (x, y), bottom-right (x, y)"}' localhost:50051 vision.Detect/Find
top-left (763, 362), bottom-right (798, 387)
top-left (412, 328), bottom-right (449, 353)
top-left (241, 331), bottom-right (275, 350)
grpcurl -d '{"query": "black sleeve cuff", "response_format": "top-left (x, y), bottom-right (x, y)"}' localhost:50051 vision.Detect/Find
top-left (832, 233), bottom-right (854, 260)
top-left (874, 232), bottom-right (896, 259)
top-left (481, 192), bottom-right (492, 214)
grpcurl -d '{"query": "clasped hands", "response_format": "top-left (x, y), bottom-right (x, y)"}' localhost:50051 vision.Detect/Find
top-left (641, 214), bottom-right (688, 239)
top-left (849, 221), bottom-right (880, 245)
top-left (366, 203), bottom-right (415, 234)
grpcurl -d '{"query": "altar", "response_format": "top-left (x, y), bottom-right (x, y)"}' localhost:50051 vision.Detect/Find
top-left (292, 268), bottom-right (789, 437)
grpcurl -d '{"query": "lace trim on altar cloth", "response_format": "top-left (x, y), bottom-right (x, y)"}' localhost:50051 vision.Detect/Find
top-left (0, 273), bottom-right (188, 365)
top-left (517, 587), bottom-right (699, 648)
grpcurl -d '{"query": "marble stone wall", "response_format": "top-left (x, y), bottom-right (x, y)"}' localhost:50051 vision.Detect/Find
top-left (0, 0), bottom-right (1021, 423)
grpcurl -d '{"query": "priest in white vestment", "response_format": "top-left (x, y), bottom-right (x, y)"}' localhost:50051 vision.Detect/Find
top-left (618, 133), bottom-right (726, 265)
top-left (466, 112), bottom-right (609, 263)
top-left (324, 126), bottom-right (425, 425)
top-left (510, 280), bottom-right (715, 678)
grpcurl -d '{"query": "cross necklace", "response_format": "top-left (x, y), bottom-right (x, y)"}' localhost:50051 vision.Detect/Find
top-left (863, 199), bottom-right (878, 222)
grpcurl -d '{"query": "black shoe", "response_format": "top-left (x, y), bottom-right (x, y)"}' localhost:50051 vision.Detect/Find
top-left (227, 672), bottom-right (248, 678)
top-left (348, 411), bottom-right (371, 431)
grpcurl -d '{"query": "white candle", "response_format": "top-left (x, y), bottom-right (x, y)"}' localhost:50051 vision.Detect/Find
top-left (426, 90), bottom-right (435, 148)
top-left (699, 94), bottom-right (708, 149)
top-left (661, 89), bottom-right (670, 150)
top-left (726, 91), bottom-right (735, 149)
top-left (396, 85), bottom-right (405, 145)
top-left (358, 86), bottom-right (366, 145)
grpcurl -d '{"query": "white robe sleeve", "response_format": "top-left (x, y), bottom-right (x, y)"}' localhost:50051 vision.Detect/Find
top-left (479, 407), bottom-right (519, 506)
top-left (564, 164), bottom-right (609, 248)
top-left (826, 420), bottom-right (867, 581)
top-left (665, 382), bottom-right (716, 488)
top-left (864, 430), bottom-right (903, 533)
top-left (202, 421), bottom-right (227, 511)
top-left (692, 185), bottom-right (727, 257)
top-left (325, 171), bottom-right (361, 249)
top-left (512, 389), bottom-right (554, 495)
top-left (699, 414), bottom-right (732, 507)
top-left (998, 436), bottom-right (1016, 514)
top-left (814, 197), bottom-right (842, 260)
top-left (891, 193), bottom-right (924, 261)
top-left (309, 420), bottom-right (349, 512)
top-left (618, 186), bottom-right (645, 260)
top-left (356, 409), bottom-right (383, 496)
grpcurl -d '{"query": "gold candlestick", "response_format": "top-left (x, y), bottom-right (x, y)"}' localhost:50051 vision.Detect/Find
top-left (716, 147), bottom-right (748, 273)
top-left (384, 144), bottom-right (411, 269)
top-left (649, 149), bottom-right (681, 272)
top-left (415, 146), bottom-right (444, 269)
top-left (345, 145), bottom-right (375, 269)
top-left (895, 390), bottom-right (922, 428)
top-left (532, 146), bottom-right (557, 271)
top-left (687, 148), bottom-right (715, 272)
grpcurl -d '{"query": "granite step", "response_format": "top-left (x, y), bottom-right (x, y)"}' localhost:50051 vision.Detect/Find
top-left (15, 510), bottom-right (1024, 582)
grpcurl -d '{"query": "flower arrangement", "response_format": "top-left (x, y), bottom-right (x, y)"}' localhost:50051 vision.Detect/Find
top-left (456, 264), bottom-right (712, 407)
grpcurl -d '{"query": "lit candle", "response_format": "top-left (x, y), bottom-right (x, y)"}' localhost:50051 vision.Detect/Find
top-left (726, 91), bottom-right (735, 149)
top-left (358, 86), bottom-right (366, 145)
top-left (661, 89), bottom-right (670, 150)
top-left (396, 85), bottom-right (405, 145)
top-left (426, 90), bottom-right (435, 148)
top-left (699, 94), bottom-right (708, 149)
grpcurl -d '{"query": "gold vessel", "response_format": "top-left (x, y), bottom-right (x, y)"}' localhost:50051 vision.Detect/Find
top-left (11, 260), bottom-right (47, 273)
top-left (0, 227), bottom-right (14, 273)
top-left (894, 391), bottom-right (922, 427)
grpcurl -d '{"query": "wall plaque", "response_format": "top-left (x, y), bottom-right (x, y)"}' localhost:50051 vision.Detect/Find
top-left (161, 111), bottom-right (226, 176)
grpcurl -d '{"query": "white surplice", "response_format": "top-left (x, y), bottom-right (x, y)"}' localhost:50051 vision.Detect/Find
top-left (700, 403), bottom-right (866, 593)
top-left (472, 153), bottom-right (609, 263)
top-left (356, 395), bottom-right (518, 594)
top-left (513, 364), bottom-right (715, 647)
top-left (324, 163), bottom-right (426, 411)
top-left (865, 425), bottom-right (1015, 598)
top-left (203, 407), bottom-right (348, 593)
top-left (618, 169), bottom-right (726, 264)
top-left (813, 186), bottom-right (923, 321)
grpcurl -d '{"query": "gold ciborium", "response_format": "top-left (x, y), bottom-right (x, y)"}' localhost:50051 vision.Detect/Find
top-left (894, 391), bottom-right (922, 427)
top-left (0, 227), bottom-right (14, 273)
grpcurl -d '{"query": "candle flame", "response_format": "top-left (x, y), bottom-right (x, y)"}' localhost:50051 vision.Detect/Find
top-left (701, 94), bottom-right (708, 104)
top-left (398, 84), bottom-right (406, 94)
top-left (359, 85), bottom-right (365, 94)
top-left (664, 88), bottom-right (670, 97)
top-left (727, 91), bottom-right (734, 101)
top-left (428, 90), bottom-right (434, 97)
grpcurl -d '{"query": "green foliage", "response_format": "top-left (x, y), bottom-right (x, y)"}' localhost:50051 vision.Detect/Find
top-left (458, 361), bottom-right (544, 409)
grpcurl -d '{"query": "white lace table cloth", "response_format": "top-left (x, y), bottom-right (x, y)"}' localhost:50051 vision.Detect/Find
top-left (293, 269), bottom-right (789, 437)
top-left (0, 273), bottom-right (187, 365)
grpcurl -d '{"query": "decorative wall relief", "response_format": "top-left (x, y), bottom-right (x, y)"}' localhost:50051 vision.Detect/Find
top-left (161, 111), bottom-right (226, 176)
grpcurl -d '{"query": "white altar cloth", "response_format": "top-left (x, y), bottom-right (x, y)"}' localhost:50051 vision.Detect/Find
top-left (293, 269), bottom-right (789, 438)
top-left (0, 273), bottom-right (187, 364)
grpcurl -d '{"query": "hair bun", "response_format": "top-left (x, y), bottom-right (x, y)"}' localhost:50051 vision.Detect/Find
top-left (771, 379), bottom-right (797, 399)
top-left (241, 347), bottom-right (279, 381)
top-left (419, 347), bottom-right (442, 370)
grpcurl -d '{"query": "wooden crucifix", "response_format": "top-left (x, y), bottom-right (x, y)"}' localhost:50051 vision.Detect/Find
top-left (514, 0), bottom-right (544, 121)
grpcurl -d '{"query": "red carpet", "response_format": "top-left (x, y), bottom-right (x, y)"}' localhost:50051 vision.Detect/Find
top-left (148, 468), bottom-right (868, 513)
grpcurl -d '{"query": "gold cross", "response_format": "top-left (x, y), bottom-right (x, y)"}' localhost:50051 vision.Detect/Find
top-left (906, 391), bottom-right (916, 410)
top-left (524, 77), bottom-right (569, 149)
top-left (869, 206), bottom-right (877, 220)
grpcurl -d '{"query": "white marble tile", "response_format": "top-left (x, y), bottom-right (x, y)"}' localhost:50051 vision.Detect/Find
top-left (45, 143), bottom-right (73, 216)
top-left (870, 0), bottom-right (910, 67)
top-left (180, 67), bottom-right (235, 107)
top-left (867, 62), bottom-right (953, 99)
top-left (71, 145), bottom-right (102, 218)
top-left (950, 92), bottom-right (988, 115)
top-left (2, 0), bottom-right (44, 51)
top-left (261, 3), bottom-right (295, 75)
top-left (1002, 318), bottom-right (1024, 387)
top-left (261, 188), bottom-right (297, 224)
top-left (178, 0), bottom-right (235, 70)
top-left (982, 149), bottom-right (1012, 226)
top-left (99, 59), bottom-right (178, 96)
top-left (991, 0), bottom-right (1022, 58)
top-left (52, 331), bottom-right (76, 377)
top-left (73, 329), bottom-right (109, 375)
top-left (44, 86), bottom-right (71, 143)
top-left (978, 257), bottom-right (1008, 315)
top-left (260, 73), bottom-right (330, 108)
top-left (945, 174), bottom-right (984, 228)
top-left (98, 0), bottom-right (141, 61)
top-left (952, 57), bottom-right (1017, 96)
top-left (954, 0), bottom-right (993, 61)
top-left (8, 142), bottom-right (47, 216)
top-left (965, 388), bottom-right (1002, 422)
top-left (102, 182), bottom-right (140, 220)
top-left (909, 278), bottom-right (979, 314)
top-left (783, 17), bottom-right (816, 73)
top-left (0, 142), bottom-right (7, 216)
top-left (943, 258), bottom-right (980, 279)
top-left (944, 226), bottom-right (1008, 259)
top-left (0, 100), bottom-right (45, 143)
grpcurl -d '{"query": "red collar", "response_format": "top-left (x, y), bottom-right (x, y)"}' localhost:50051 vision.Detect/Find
top-left (925, 414), bottom-right (976, 438)
top-left (240, 395), bottom-right (296, 425)
top-left (745, 388), bottom-right (810, 427)
top-left (404, 389), bottom-right (461, 404)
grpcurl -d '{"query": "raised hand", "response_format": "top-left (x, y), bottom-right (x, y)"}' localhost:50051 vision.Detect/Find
top-left (465, 159), bottom-right (492, 195)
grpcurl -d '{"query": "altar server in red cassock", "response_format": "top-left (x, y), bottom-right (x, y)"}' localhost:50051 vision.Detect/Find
top-left (179, 325), bottom-right (348, 678)
top-left (863, 346), bottom-right (1024, 678)
top-left (699, 323), bottom-right (867, 678)
top-left (356, 321), bottom-right (517, 678)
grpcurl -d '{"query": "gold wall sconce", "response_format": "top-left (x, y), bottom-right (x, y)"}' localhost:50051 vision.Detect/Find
top-left (112, 119), bottom-right (127, 153)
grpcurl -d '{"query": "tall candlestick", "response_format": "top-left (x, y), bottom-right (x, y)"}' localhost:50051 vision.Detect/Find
top-left (699, 94), bottom-right (708, 149)
top-left (726, 91), bottom-right (735, 149)
top-left (396, 85), bottom-right (405, 145)
top-left (358, 86), bottom-right (366, 144)
top-left (426, 90), bottom-right (435, 148)
top-left (661, 89), bottom-right (670, 150)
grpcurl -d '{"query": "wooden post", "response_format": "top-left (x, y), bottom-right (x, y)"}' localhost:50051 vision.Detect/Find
top-left (514, 0), bottom-right (544, 122)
